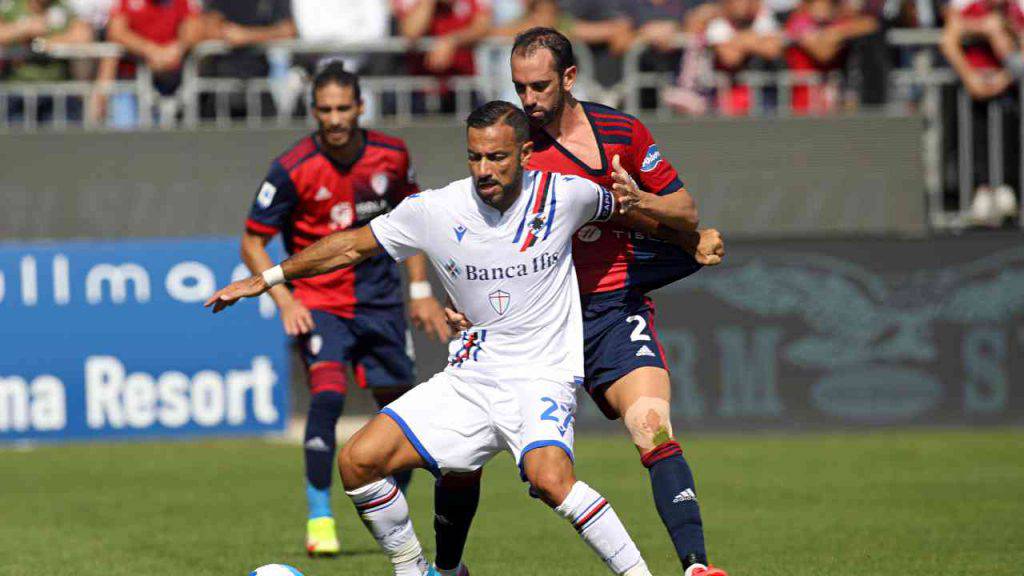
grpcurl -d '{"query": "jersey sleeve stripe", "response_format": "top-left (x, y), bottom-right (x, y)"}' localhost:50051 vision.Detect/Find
top-left (593, 119), bottom-right (632, 129)
top-left (601, 135), bottom-right (633, 145)
top-left (588, 109), bottom-right (633, 121)
top-left (518, 172), bottom-right (552, 252)
top-left (512, 173), bottom-right (542, 243)
top-left (597, 126), bottom-right (634, 136)
top-left (366, 140), bottom-right (406, 153)
top-left (542, 177), bottom-right (557, 240)
top-left (245, 218), bottom-right (279, 235)
top-left (279, 137), bottom-right (317, 170)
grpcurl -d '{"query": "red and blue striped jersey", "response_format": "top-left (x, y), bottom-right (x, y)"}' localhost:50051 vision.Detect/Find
top-left (527, 102), bottom-right (699, 296)
top-left (246, 130), bottom-right (420, 318)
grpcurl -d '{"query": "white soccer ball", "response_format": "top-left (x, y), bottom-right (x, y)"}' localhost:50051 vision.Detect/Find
top-left (249, 565), bottom-right (304, 576)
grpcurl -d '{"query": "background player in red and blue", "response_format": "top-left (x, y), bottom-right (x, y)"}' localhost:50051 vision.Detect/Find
top-left (435, 29), bottom-right (728, 576)
top-left (240, 62), bottom-right (449, 557)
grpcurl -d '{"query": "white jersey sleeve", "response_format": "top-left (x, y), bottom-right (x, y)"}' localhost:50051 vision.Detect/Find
top-left (558, 174), bottom-right (616, 231)
top-left (369, 192), bottom-right (429, 262)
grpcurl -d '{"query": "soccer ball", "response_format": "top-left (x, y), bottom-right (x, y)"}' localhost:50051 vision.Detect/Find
top-left (249, 565), bottom-right (304, 576)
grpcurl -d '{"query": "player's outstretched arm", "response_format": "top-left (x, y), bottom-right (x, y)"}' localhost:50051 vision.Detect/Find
top-left (610, 154), bottom-right (698, 231)
top-left (204, 226), bottom-right (382, 313)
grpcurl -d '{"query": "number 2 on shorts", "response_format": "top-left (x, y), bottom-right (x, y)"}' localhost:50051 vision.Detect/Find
top-left (626, 315), bottom-right (652, 342)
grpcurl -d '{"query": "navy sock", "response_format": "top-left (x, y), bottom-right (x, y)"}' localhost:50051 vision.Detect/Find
top-left (433, 472), bottom-right (481, 570)
top-left (643, 441), bottom-right (707, 568)
top-left (304, 391), bottom-right (345, 493)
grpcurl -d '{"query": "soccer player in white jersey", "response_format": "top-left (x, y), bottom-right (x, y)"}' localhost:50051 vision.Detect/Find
top-left (205, 101), bottom-right (658, 576)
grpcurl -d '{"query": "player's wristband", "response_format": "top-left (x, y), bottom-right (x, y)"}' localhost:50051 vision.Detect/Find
top-left (261, 265), bottom-right (286, 288)
top-left (409, 281), bottom-right (432, 300)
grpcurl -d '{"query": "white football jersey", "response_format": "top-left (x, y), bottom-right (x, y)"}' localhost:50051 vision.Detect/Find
top-left (370, 169), bottom-right (616, 383)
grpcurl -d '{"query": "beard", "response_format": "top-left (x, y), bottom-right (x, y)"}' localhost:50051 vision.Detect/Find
top-left (526, 86), bottom-right (566, 129)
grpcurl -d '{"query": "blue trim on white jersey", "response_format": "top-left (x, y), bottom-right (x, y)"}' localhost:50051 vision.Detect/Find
top-left (512, 173), bottom-right (540, 244)
top-left (381, 407), bottom-right (441, 477)
top-left (543, 177), bottom-right (557, 240)
top-left (517, 440), bottom-right (575, 481)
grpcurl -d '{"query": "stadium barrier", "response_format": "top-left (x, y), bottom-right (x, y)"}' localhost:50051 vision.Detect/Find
top-left (1, 32), bottom-right (1020, 231)
top-left (0, 237), bottom-right (289, 444)
top-left (0, 119), bottom-right (927, 240)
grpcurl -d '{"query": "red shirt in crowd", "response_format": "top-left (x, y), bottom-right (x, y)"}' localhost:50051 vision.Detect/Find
top-left (110, 0), bottom-right (200, 45)
top-left (394, 0), bottom-right (491, 76)
top-left (785, 8), bottom-right (844, 113)
top-left (952, 0), bottom-right (1024, 69)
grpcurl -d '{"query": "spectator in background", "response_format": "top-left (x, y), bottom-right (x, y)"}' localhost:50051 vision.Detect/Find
top-left (202, 0), bottom-right (295, 70)
top-left (395, 0), bottom-right (492, 76)
top-left (67, 0), bottom-right (112, 35)
top-left (198, 0), bottom-right (295, 118)
top-left (482, 0), bottom-right (560, 102)
top-left (941, 0), bottom-right (1022, 226)
top-left (491, 0), bottom-right (560, 35)
top-left (559, 0), bottom-right (633, 90)
top-left (705, 0), bottom-right (783, 114)
top-left (0, 0), bottom-right (90, 124)
top-left (106, 0), bottom-right (202, 96)
top-left (784, 0), bottom-right (877, 113)
top-left (0, 0), bottom-right (91, 81)
top-left (622, 0), bottom-right (691, 108)
top-left (291, 0), bottom-right (393, 120)
top-left (292, 0), bottom-right (389, 45)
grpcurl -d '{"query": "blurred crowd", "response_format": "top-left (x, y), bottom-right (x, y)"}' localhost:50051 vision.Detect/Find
top-left (1, 0), bottom-right (1021, 114)
top-left (1, 0), bottom-right (1021, 225)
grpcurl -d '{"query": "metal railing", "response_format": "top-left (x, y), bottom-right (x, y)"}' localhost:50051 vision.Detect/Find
top-left (0, 31), bottom-right (1020, 230)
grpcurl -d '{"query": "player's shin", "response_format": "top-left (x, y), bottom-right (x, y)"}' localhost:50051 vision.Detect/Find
top-left (304, 391), bottom-right (345, 519)
top-left (554, 481), bottom-right (652, 576)
top-left (643, 441), bottom-right (707, 569)
top-left (346, 477), bottom-right (428, 576)
top-left (433, 471), bottom-right (481, 572)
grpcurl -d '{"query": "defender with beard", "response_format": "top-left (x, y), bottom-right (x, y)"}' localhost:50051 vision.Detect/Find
top-left (241, 62), bottom-right (448, 556)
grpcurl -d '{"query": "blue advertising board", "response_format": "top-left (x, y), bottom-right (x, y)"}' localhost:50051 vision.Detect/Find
top-left (0, 237), bottom-right (289, 443)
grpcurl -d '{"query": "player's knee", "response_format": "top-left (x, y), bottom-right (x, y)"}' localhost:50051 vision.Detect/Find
top-left (526, 467), bottom-right (575, 506)
top-left (622, 396), bottom-right (674, 452)
top-left (338, 439), bottom-right (382, 489)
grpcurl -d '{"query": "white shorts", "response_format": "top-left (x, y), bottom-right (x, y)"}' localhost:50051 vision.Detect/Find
top-left (381, 369), bottom-right (577, 478)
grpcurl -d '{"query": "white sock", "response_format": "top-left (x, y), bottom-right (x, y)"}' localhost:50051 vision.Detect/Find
top-left (554, 481), bottom-right (648, 575)
top-left (346, 477), bottom-right (427, 576)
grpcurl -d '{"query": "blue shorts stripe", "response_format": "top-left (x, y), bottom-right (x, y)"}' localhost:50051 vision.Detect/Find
top-left (517, 440), bottom-right (574, 481)
top-left (380, 407), bottom-right (441, 478)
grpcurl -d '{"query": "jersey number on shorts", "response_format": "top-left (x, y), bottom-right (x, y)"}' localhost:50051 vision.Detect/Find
top-left (626, 315), bottom-right (652, 342)
top-left (540, 397), bottom-right (573, 437)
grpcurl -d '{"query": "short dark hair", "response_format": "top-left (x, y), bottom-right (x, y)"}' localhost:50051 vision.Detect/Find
top-left (466, 101), bottom-right (530, 144)
top-left (511, 27), bottom-right (575, 76)
top-left (310, 59), bottom-right (361, 105)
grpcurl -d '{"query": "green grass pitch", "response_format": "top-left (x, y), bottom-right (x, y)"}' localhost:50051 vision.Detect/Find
top-left (2, 428), bottom-right (1022, 575)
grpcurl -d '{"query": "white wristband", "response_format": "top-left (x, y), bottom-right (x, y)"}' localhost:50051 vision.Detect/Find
top-left (261, 265), bottom-right (286, 288)
top-left (409, 281), bottom-right (432, 300)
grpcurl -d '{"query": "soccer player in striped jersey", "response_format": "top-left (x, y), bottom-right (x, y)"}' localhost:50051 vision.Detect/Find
top-left (209, 101), bottom-right (663, 576)
top-left (241, 62), bottom-right (448, 556)
top-left (435, 28), bottom-right (728, 576)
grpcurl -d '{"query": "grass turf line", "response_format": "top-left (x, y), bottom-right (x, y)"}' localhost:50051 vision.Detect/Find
top-left (1, 428), bottom-right (1022, 575)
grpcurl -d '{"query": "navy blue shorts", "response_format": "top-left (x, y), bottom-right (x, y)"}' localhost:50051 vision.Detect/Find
top-left (299, 307), bottom-right (415, 393)
top-left (582, 291), bottom-right (669, 419)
